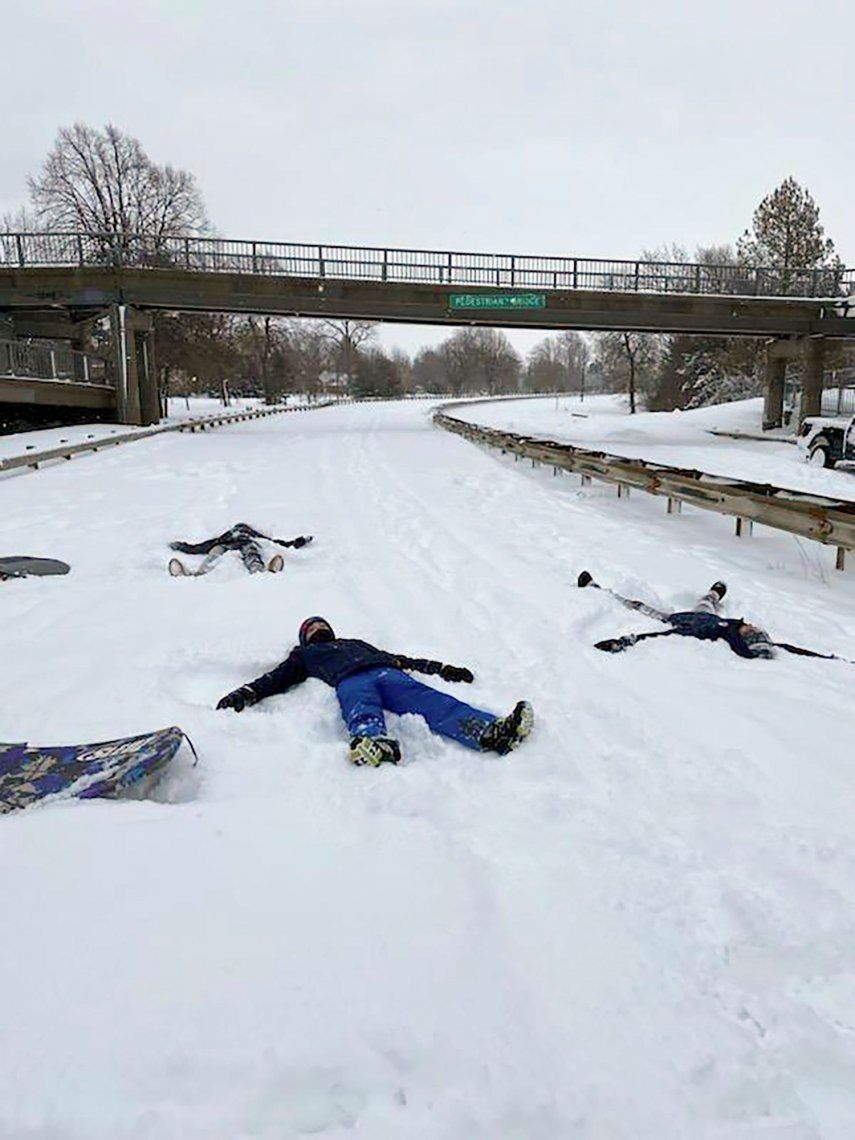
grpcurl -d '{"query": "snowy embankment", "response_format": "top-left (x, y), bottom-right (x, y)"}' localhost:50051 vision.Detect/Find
top-left (0, 396), bottom-right (266, 464)
top-left (2, 399), bottom-right (855, 1138)
top-left (459, 394), bottom-right (855, 500)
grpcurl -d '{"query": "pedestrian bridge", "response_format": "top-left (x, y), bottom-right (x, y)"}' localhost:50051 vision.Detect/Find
top-left (2, 231), bottom-right (855, 425)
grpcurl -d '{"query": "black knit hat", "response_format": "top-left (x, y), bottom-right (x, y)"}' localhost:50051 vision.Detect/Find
top-left (299, 616), bottom-right (334, 647)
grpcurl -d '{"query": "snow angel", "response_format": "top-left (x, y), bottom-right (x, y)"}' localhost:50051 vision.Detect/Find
top-left (216, 615), bottom-right (534, 766)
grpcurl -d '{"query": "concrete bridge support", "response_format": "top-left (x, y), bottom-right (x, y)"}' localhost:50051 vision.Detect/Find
top-left (763, 349), bottom-right (788, 430)
top-left (801, 336), bottom-right (827, 422)
top-left (110, 305), bottom-right (159, 426)
top-left (763, 336), bottom-right (828, 430)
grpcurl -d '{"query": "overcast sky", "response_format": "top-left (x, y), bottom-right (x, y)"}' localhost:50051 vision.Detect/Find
top-left (4, 0), bottom-right (852, 357)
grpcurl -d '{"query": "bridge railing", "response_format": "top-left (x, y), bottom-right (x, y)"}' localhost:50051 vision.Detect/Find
top-left (0, 338), bottom-right (111, 387)
top-left (2, 231), bottom-right (853, 300)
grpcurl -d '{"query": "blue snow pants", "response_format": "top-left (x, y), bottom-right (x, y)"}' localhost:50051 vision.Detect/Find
top-left (335, 667), bottom-right (496, 751)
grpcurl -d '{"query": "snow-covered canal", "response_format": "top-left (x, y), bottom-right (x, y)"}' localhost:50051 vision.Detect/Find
top-left (3, 399), bottom-right (855, 1138)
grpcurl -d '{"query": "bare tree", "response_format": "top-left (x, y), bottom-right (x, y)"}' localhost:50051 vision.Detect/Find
top-left (412, 347), bottom-right (449, 394)
top-left (316, 319), bottom-right (376, 389)
top-left (28, 122), bottom-right (209, 259)
top-left (1, 205), bottom-right (37, 232)
top-left (439, 328), bottom-right (520, 395)
top-left (596, 331), bottom-right (662, 413)
top-left (526, 331), bottom-right (590, 393)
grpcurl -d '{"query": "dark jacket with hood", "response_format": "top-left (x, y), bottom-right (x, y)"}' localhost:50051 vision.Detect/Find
top-left (249, 640), bottom-right (454, 700)
top-left (666, 611), bottom-right (759, 658)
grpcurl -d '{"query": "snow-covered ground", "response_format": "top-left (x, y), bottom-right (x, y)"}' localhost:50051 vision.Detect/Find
top-left (459, 395), bottom-right (855, 501)
top-left (3, 398), bottom-right (855, 1139)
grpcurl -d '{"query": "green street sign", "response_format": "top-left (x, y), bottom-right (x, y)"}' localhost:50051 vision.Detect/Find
top-left (448, 292), bottom-right (546, 310)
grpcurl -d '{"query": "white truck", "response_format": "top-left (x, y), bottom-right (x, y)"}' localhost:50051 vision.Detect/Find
top-left (797, 414), bottom-right (855, 469)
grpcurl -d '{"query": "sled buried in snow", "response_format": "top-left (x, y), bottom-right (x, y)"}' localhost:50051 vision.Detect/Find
top-left (0, 557), bottom-right (70, 580)
top-left (0, 725), bottom-right (195, 813)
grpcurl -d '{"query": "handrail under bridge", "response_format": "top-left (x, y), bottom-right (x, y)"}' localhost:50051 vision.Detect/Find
top-left (0, 338), bottom-right (111, 387)
top-left (434, 402), bottom-right (855, 571)
top-left (2, 231), bottom-right (853, 301)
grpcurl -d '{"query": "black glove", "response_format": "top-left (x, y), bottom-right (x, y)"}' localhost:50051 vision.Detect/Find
top-left (216, 684), bottom-right (258, 712)
top-left (594, 637), bottom-right (633, 654)
top-left (276, 535), bottom-right (312, 548)
top-left (439, 664), bottom-right (474, 683)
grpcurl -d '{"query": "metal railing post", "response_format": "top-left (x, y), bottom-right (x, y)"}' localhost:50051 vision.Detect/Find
top-left (252, 242), bottom-right (258, 273)
top-left (318, 246), bottom-right (325, 277)
top-left (510, 255), bottom-right (516, 287)
top-left (16, 235), bottom-right (24, 266)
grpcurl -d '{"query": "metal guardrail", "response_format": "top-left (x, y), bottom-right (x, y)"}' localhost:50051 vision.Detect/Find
top-left (0, 402), bottom-right (332, 475)
top-left (434, 402), bottom-right (855, 570)
top-left (2, 231), bottom-right (852, 300)
top-left (0, 337), bottom-right (110, 387)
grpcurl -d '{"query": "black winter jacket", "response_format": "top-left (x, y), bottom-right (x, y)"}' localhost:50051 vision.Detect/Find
top-left (248, 639), bottom-right (454, 700)
top-left (171, 523), bottom-right (309, 555)
top-left (666, 612), bottom-right (757, 658)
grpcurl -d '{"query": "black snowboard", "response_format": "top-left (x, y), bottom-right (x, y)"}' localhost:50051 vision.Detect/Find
top-left (0, 557), bottom-right (70, 579)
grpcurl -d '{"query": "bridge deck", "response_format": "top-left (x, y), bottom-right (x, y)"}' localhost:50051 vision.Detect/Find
top-left (1, 232), bottom-right (854, 339)
top-left (3, 266), bottom-right (855, 339)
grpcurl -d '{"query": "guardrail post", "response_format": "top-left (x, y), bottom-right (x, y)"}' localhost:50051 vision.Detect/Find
top-left (634, 262), bottom-right (640, 291)
top-left (318, 246), bottom-right (325, 277)
top-left (252, 242), bottom-right (258, 273)
top-left (573, 258), bottom-right (578, 289)
top-left (16, 235), bottom-right (25, 266)
top-left (666, 497), bottom-right (682, 515)
top-left (617, 484), bottom-right (630, 498)
top-left (735, 517), bottom-right (753, 538)
top-left (510, 255), bottom-right (516, 287)
top-left (382, 249), bottom-right (388, 281)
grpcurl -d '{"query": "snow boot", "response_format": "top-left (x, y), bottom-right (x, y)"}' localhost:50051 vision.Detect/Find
top-left (168, 557), bottom-right (188, 577)
top-left (479, 701), bottom-right (534, 755)
top-left (710, 581), bottom-right (727, 601)
top-left (267, 554), bottom-right (285, 573)
top-left (349, 735), bottom-right (401, 767)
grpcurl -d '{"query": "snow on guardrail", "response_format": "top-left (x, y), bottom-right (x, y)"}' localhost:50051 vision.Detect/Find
top-left (434, 399), bottom-right (855, 571)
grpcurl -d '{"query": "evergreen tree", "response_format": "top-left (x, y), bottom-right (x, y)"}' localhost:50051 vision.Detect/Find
top-left (737, 177), bottom-right (841, 293)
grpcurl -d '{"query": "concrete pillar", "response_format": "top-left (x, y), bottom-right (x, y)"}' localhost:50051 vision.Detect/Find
top-left (137, 325), bottom-right (160, 426)
top-left (801, 337), bottom-right (826, 423)
top-left (141, 330), bottom-right (161, 428)
top-left (762, 352), bottom-right (787, 430)
top-left (110, 304), bottom-right (142, 425)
